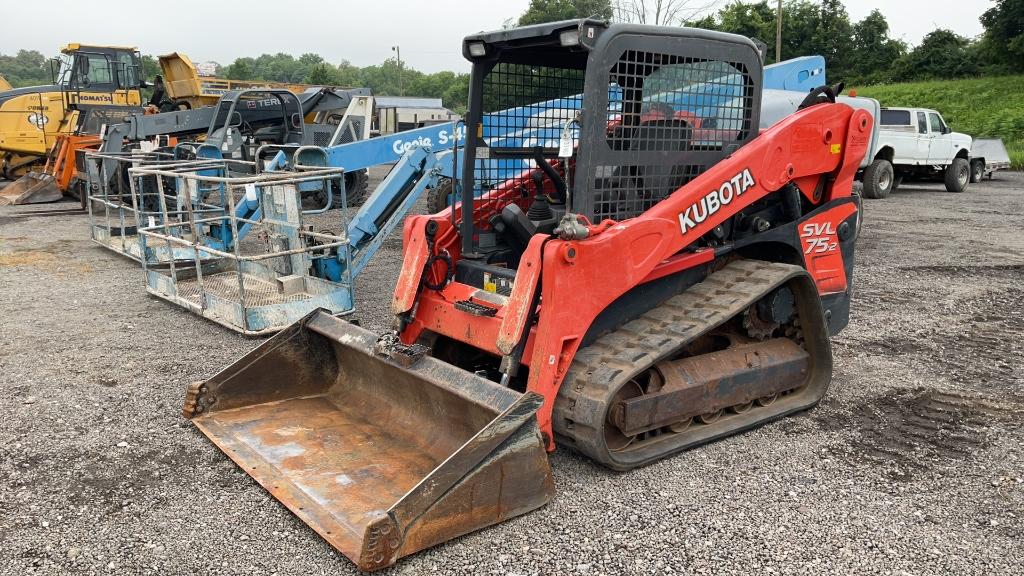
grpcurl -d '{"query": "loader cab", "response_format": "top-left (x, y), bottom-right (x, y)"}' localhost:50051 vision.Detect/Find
top-left (204, 89), bottom-right (305, 162)
top-left (55, 45), bottom-right (144, 95)
top-left (457, 20), bottom-right (762, 266)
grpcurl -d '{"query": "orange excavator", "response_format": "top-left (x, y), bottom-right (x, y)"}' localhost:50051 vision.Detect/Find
top-left (184, 20), bottom-right (871, 570)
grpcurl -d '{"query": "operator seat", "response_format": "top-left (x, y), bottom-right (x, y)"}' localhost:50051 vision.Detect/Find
top-left (594, 117), bottom-right (694, 220)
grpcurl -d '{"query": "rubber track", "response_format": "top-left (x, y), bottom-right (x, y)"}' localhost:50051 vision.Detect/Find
top-left (553, 259), bottom-right (812, 470)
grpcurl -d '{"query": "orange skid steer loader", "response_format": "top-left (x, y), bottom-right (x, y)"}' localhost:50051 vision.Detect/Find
top-left (0, 133), bottom-right (98, 205)
top-left (184, 20), bottom-right (871, 570)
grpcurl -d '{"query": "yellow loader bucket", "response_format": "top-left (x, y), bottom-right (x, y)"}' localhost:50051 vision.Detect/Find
top-left (184, 310), bottom-right (554, 571)
top-left (0, 171), bottom-right (62, 205)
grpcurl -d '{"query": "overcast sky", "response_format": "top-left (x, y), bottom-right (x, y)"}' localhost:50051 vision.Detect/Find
top-left (0, 0), bottom-right (994, 73)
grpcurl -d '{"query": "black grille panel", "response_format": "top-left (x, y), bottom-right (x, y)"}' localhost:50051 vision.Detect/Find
top-left (577, 43), bottom-right (757, 222)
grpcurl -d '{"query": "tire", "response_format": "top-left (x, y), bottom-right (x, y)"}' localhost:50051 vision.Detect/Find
top-left (426, 177), bottom-right (454, 214)
top-left (306, 169), bottom-right (368, 210)
top-left (944, 157), bottom-right (970, 192)
top-left (969, 160), bottom-right (984, 184)
top-left (343, 169), bottom-right (370, 206)
top-left (158, 99), bottom-right (191, 113)
top-left (861, 159), bottom-right (894, 199)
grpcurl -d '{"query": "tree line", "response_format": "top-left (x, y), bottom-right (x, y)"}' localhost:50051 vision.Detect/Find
top-left (0, 49), bottom-right (471, 113)
top-left (221, 54), bottom-right (471, 114)
top-left (2, 0), bottom-right (1021, 103)
top-left (516, 0), bottom-right (1024, 85)
top-left (684, 0), bottom-right (1022, 85)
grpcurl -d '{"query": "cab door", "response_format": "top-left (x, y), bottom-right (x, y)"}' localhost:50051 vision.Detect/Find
top-left (66, 51), bottom-right (118, 107)
top-left (926, 112), bottom-right (953, 164)
top-left (914, 111), bottom-right (930, 162)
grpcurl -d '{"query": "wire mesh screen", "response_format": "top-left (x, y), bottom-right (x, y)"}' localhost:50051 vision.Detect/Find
top-left (475, 62), bottom-right (586, 202)
top-left (590, 51), bottom-right (753, 221)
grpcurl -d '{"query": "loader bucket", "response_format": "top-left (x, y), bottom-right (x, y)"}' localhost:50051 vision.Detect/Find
top-left (184, 310), bottom-right (554, 571)
top-left (0, 172), bottom-right (62, 205)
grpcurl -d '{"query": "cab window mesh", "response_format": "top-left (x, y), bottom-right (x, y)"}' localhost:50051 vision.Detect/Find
top-left (475, 63), bottom-right (585, 198)
top-left (592, 51), bottom-right (752, 221)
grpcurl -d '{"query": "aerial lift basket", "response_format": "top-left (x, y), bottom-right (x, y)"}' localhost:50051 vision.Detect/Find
top-left (183, 310), bottom-right (554, 570)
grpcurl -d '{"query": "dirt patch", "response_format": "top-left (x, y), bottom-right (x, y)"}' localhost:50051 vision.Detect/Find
top-left (839, 334), bottom-right (925, 357)
top-left (899, 264), bottom-right (1024, 275)
top-left (0, 249), bottom-right (58, 267)
top-left (820, 388), bottom-right (1024, 480)
top-left (0, 242), bottom-right (92, 273)
top-left (929, 287), bottom-right (1024, 388)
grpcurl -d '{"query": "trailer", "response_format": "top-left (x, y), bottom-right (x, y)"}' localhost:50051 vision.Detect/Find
top-left (969, 138), bottom-right (1012, 182)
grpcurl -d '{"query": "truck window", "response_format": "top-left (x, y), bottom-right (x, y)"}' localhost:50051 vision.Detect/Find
top-left (928, 112), bottom-right (943, 133)
top-left (917, 112), bottom-right (927, 134)
top-left (880, 109), bottom-right (911, 125)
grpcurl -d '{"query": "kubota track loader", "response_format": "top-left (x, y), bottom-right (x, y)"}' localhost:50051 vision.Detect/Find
top-left (184, 20), bottom-right (871, 570)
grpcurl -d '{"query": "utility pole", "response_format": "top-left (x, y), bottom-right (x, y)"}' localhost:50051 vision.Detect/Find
top-left (391, 45), bottom-right (403, 96)
top-left (775, 0), bottom-right (783, 63)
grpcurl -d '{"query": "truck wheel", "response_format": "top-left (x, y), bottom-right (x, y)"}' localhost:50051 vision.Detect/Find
top-left (861, 159), bottom-right (894, 199)
top-left (344, 169), bottom-right (369, 206)
top-left (426, 178), bottom-right (454, 214)
top-left (969, 160), bottom-right (984, 184)
top-left (944, 157), bottom-right (969, 192)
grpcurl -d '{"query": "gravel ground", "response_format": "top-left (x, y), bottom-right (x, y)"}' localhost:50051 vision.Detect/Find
top-left (1, 170), bottom-right (1022, 576)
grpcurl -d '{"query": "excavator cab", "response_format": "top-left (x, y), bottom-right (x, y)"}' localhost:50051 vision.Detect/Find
top-left (187, 20), bottom-right (867, 571)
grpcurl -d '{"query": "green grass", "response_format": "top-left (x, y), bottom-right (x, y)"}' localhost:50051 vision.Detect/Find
top-left (855, 75), bottom-right (1024, 169)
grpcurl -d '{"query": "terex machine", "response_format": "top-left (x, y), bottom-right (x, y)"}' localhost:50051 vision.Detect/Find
top-left (184, 20), bottom-right (871, 570)
top-left (0, 44), bottom-right (144, 180)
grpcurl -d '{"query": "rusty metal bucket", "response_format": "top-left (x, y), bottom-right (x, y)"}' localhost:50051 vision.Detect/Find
top-left (184, 310), bottom-right (554, 571)
top-left (0, 172), bottom-right (61, 205)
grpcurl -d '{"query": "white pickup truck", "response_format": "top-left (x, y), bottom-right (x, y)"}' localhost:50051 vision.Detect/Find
top-left (860, 107), bottom-right (973, 198)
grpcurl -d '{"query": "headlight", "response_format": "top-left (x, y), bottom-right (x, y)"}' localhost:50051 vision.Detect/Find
top-left (468, 42), bottom-right (487, 57)
top-left (559, 30), bottom-right (580, 47)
